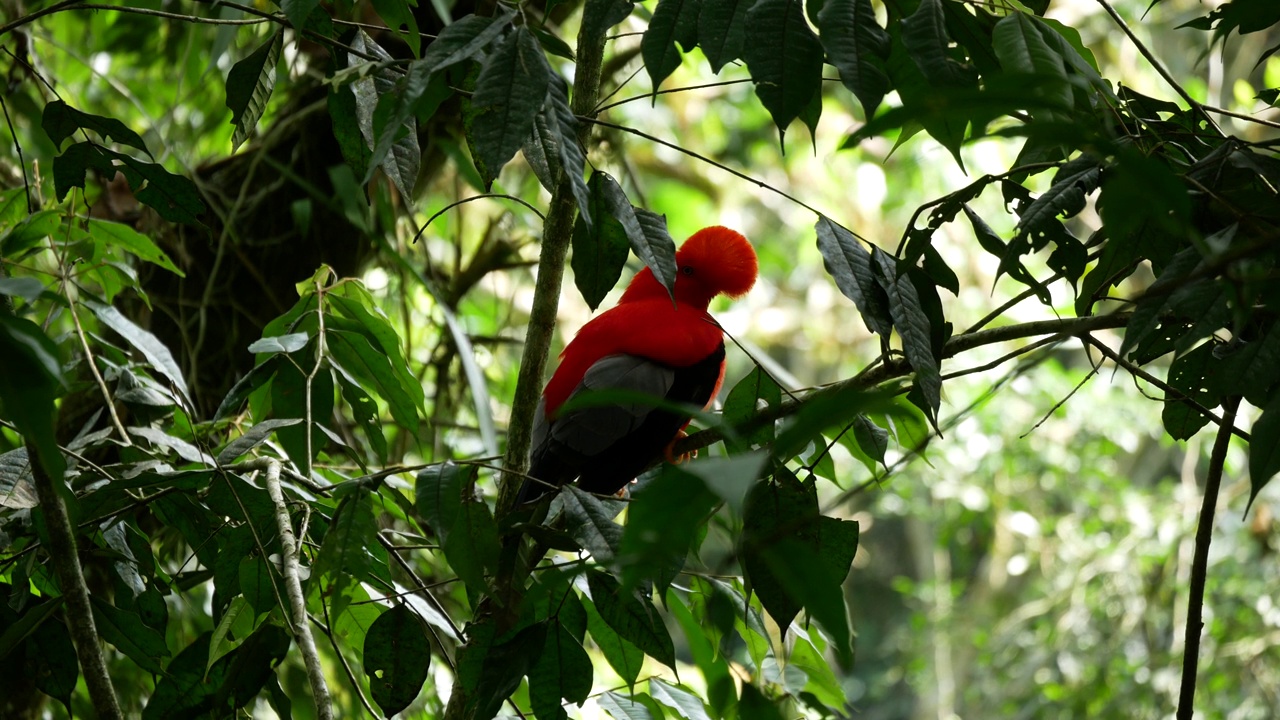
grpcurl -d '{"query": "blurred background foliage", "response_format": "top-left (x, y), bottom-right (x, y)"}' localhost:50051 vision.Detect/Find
top-left (2, 0), bottom-right (1280, 718)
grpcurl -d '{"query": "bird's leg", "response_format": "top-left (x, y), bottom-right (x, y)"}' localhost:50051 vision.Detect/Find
top-left (663, 429), bottom-right (697, 465)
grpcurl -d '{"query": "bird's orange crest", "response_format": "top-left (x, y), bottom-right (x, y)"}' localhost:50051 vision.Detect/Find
top-left (621, 225), bottom-right (759, 306)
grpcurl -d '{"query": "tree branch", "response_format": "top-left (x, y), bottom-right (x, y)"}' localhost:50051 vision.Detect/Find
top-left (675, 312), bottom-right (1134, 456)
top-left (1177, 395), bottom-right (1240, 719)
top-left (25, 442), bottom-right (123, 720)
top-left (259, 457), bottom-right (333, 720)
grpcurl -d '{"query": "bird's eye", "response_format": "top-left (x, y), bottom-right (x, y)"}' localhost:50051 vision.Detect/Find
top-left (680, 266), bottom-right (694, 276)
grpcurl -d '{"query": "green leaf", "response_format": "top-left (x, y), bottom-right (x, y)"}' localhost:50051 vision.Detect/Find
top-left (1011, 155), bottom-right (1103, 251)
top-left (722, 366), bottom-right (783, 452)
top-left (562, 485), bottom-right (625, 564)
top-left (643, 0), bottom-right (700, 91)
top-left (1162, 342), bottom-right (1216, 440)
top-left (650, 679), bottom-right (713, 720)
top-left (963, 205), bottom-right (1051, 303)
top-left (84, 218), bottom-right (183, 276)
top-left (416, 462), bottom-right (474, 539)
top-left (875, 251), bottom-right (942, 430)
top-left (41, 100), bottom-right (151, 155)
top-left (530, 623), bottom-right (594, 720)
top-left (1248, 392), bottom-right (1280, 510)
top-left (280, 0), bottom-right (321, 28)
top-left (572, 172), bottom-right (632, 310)
top-left (328, 327), bottom-right (420, 436)
top-left (444, 496), bottom-right (501, 595)
top-left (208, 596), bottom-right (262, 671)
top-left (743, 0), bottom-right (824, 147)
top-left (351, 31), bottom-right (420, 199)
top-left (214, 356), bottom-right (280, 421)
top-left (462, 622), bottom-right (547, 720)
top-left (226, 30), bottom-right (283, 151)
top-left (142, 633), bottom-right (220, 719)
top-left (26, 610), bottom-right (77, 713)
top-left (992, 13), bottom-right (1072, 119)
top-left (900, 0), bottom-right (977, 88)
top-left (738, 684), bottom-right (785, 720)
top-left (0, 315), bottom-right (65, 481)
top-left (814, 217), bottom-right (894, 338)
top-left (469, 27), bottom-right (552, 189)
top-left (631, 207), bottom-right (679, 299)
top-left (0, 597), bottom-right (64, 659)
top-left (90, 596), bottom-right (170, 673)
top-left (582, 0), bottom-right (636, 42)
top-left (367, 8), bottom-right (515, 180)
top-left (52, 142), bottom-right (206, 225)
top-left (587, 570), bottom-right (676, 669)
top-left (545, 73), bottom-right (593, 230)
top-left (741, 475), bottom-right (814, 632)
top-left (364, 605), bottom-right (432, 717)
top-left (522, 105), bottom-right (561, 193)
top-left (311, 492), bottom-right (382, 619)
top-left (618, 464), bottom-right (717, 592)
top-left (268, 358), bottom-right (333, 475)
top-left (599, 691), bottom-right (664, 720)
top-left (585, 596), bottom-right (646, 686)
top-left (370, 0), bottom-right (422, 56)
top-left (337, 372), bottom-right (389, 463)
top-left (698, 0), bottom-right (751, 72)
top-left (817, 0), bottom-right (891, 117)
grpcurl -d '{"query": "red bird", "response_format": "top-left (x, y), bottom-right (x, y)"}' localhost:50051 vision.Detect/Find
top-left (518, 226), bottom-right (759, 503)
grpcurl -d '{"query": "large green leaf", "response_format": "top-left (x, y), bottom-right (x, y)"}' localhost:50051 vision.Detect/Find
top-left (722, 366), bottom-right (783, 452)
top-left (364, 605), bottom-right (432, 717)
top-left (584, 596), bottom-right (646, 686)
top-left (310, 492), bottom-right (382, 619)
top-left (698, 0), bottom-right (751, 72)
top-left (815, 217), bottom-right (894, 338)
top-left (875, 252), bottom-right (941, 430)
top-left (350, 31), bottom-right (420, 199)
top-left (631, 207), bottom-right (679, 299)
top-left (1248, 392), bottom-right (1280, 510)
top-left (587, 570), bottom-right (676, 669)
top-left (742, 0), bottom-right (824, 147)
top-left (469, 27), bottom-right (552, 189)
top-left (817, 0), bottom-right (891, 117)
top-left (530, 623), bottom-right (594, 720)
top-left (900, 0), bottom-right (977, 88)
top-left (41, 100), bottom-right (151, 156)
top-left (91, 596), bottom-right (170, 673)
top-left (85, 218), bottom-right (184, 276)
top-left (370, 0), bottom-right (422, 56)
top-left (572, 172), bottom-right (632, 310)
top-left (444, 497), bottom-right (501, 595)
top-left (328, 327), bottom-right (420, 436)
top-left (546, 73), bottom-right (594, 229)
top-left (618, 465), bottom-right (718, 591)
top-left (52, 142), bottom-right (206, 225)
top-left (225, 30), bottom-right (283, 151)
top-left (642, 0), bottom-right (701, 91)
top-left (561, 485), bottom-right (625, 564)
top-left (0, 315), bottom-right (65, 481)
top-left (651, 678), bottom-right (713, 720)
top-left (1162, 342), bottom-right (1216, 440)
top-left (367, 9), bottom-right (515, 181)
top-left (992, 13), bottom-right (1073, 119)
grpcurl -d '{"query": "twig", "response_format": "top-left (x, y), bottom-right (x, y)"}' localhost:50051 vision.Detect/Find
top-left (306, 272), bottom-right (331, 476)
top-left (25, 441), bottom-right (123, 719)
top-left (262, 457), bottom-right (334, 720)
top-left (1199, 103), bottom-right (1280, 130)
top-left (314, 606), bottom-right (380, 718)
top-left (1095, 0), bottom-right (1221, 134)
top-left (0, 90), bottom-right (32, 211)
top-left (1082, 335), bottom-right (1250, 443)
top-left (1177, 395), bottom-right (1240, 719)
top-left (68, 301), bottom-right (132, 446)
top-left (414, 194), bottom-right (546, 243)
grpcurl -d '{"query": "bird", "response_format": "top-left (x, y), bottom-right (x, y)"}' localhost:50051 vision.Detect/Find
top-left (517, 225), bottom-right (759, 504)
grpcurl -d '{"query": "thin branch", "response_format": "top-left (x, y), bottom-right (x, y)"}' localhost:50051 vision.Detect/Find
top-left (674, 313), bottom-right (1133, 457)
top-left (414, 194), bottom-right (545, 243)
top-left (262, 458), bottom-right (334, 720)
top-left (1082, 335), bottom-right (1251, 443)
top-left (0, 90), bottom-right (32, 211)
top-left (1094, 0), bottom-right (1221, 134)
top-left (578, 116), bottom-right (833, 221)
top-left (67, 301), bottom-right (132, 446)
top-left (593, 78), bottom-right (754, 114)
top-left (1200, 103), bottom-right (1280, 130)
top-left (1177, 395), bottom-right (1240, 720)
top-left (314, 606), bottom-right (380, 718)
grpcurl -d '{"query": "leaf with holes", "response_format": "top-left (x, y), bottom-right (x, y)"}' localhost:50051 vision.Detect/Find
top-left (364, 605), bottom-right (431, 717)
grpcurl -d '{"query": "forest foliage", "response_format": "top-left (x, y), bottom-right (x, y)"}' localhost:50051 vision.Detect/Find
top-left (2, 0), bottom-right (1280, 718)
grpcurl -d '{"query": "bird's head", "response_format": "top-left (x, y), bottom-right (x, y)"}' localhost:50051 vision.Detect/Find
top-left (622, 226), bottom-right (758, 308)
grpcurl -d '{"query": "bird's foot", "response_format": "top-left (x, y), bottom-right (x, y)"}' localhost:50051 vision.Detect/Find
top-left (663, 430), bottom-right (697, 465)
